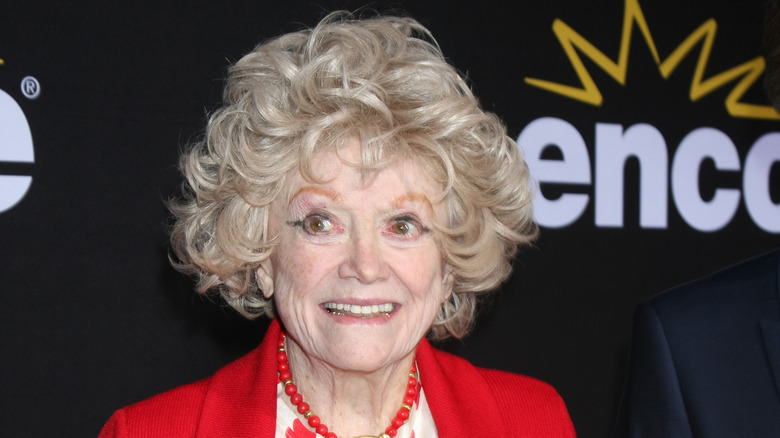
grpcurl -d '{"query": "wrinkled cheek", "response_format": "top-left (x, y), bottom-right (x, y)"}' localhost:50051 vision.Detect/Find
top-left (408, 266), bottom-right (446, 299)
top-left (272, 247), bottom-right (319, 319)
top-left (280, 242), bottom-right (322, 279)
top-left (419, 272), bottom-right (449, 323)
top-left (421, 292), bottom-right (444, 320)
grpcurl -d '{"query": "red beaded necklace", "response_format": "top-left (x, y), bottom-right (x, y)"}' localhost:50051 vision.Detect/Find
top-left (277, 331), bottom-right (419, 438)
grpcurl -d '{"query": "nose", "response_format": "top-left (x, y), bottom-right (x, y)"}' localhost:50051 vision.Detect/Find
top-left (338, 233), bottom-right (389, 284)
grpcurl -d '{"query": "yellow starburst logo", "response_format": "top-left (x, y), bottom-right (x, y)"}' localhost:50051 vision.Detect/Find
top-left (525, 0), bottom-right (779, 120)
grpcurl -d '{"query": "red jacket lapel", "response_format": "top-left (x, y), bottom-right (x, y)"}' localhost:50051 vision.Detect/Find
top-left (195, 320), bottom-right (281, 437)
top-left (416, 339), bottom-right (510, 437)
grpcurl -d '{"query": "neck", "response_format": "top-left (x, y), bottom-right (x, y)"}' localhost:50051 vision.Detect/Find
top-left (282, 334), bottom-right (416, 437)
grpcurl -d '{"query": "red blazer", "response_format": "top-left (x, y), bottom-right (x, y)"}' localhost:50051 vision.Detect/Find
top-left (100, 320), bottom-right (575, 437)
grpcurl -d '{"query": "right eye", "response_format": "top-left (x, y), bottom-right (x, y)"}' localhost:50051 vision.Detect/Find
top-left (303, 215), bottom-right (333, 234)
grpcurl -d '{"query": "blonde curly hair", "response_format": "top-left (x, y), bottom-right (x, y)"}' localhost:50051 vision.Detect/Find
top-left (170, 12), bottom-right (537, 340)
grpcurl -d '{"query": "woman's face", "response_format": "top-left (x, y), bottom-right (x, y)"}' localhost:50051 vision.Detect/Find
top-left (258, 140), bottom-right (451, 373)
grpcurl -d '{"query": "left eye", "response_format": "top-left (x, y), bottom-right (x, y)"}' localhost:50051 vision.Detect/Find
top-left (390, 218), bottom-right (417, 236)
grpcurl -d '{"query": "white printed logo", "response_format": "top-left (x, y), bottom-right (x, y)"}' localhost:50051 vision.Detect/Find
top-left (0, 87), bottom-right (35, 213)
top-left (519, 117), bottom-right (780, 233)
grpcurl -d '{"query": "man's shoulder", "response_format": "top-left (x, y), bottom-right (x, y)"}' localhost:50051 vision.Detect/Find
top-left (646, 249), bottom-right (780, 321)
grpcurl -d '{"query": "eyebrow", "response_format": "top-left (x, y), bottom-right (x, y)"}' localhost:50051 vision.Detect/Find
top-left (288, 187), bottom-right (342, 206)
top-left (391, 193), bottom-right (435, 215)
top-left (288, 188), bottom-right (435, 215)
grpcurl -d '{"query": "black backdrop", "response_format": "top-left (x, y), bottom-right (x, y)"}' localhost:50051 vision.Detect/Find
top-left (1, 1), bottom-right (779, 437)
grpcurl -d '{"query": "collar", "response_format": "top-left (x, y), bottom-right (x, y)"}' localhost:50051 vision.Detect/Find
top-left (194, 319), bottom-right (281, 437)
top-left (416, 338), bottom-right (511, 437)
top-left (192, 319), bottom-right (511, 437)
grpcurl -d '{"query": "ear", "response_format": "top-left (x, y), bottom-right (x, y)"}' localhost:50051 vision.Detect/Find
top-left (255, 259), bottom-right (274, 299)
top-left (441, 265), bottom-right (454, 302)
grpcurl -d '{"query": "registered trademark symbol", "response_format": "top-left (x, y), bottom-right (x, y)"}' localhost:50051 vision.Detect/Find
top-left (21, 76), bottom-right (40, 100)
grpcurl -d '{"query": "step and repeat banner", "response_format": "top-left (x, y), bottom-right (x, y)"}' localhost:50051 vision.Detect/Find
top-left (1, 1), bottom-right (778, 437)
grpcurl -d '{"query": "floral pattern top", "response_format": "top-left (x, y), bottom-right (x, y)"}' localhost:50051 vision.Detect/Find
top-left (274, 380), bottom-right (438, 438)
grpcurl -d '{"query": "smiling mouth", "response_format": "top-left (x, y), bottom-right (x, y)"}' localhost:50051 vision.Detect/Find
top-left (322, 302), bottom-right (395, 318)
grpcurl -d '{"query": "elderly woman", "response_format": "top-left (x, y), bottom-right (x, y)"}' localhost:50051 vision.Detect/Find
top-left (99, 12), bottom-right (575, 438)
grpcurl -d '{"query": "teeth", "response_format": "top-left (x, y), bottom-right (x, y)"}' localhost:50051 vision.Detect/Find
top-left (323, 302), bottom-right (394, 318)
